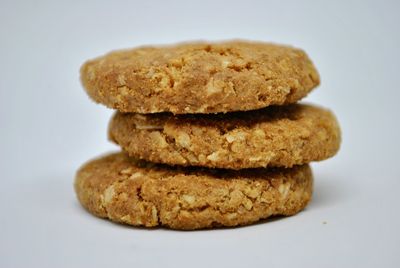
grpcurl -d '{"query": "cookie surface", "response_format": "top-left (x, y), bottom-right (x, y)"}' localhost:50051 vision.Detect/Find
top-left (109, 104), bottom-right (341, 169)
top-left (75, 152), bottom-right (313, 230)
top-left (81, 41), bottom-right (319, 114)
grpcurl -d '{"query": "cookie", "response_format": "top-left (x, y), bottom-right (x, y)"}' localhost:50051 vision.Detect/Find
top-left (109, 104), bottom-right (341, 169)
top-left (81, 41), bottom-right (319, 114)
top-left (75, 152), bottom-right (313, 230)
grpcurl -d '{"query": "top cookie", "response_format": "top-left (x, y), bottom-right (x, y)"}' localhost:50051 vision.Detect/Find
top-left (81, 41), bottom-right (320, 114)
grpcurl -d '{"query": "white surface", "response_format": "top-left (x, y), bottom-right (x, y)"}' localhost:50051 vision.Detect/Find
top-left (1, 0), bottom-right (399, 267)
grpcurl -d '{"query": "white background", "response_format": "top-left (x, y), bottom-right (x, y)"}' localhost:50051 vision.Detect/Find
top-left (1, 0), bottom-right (399, 267)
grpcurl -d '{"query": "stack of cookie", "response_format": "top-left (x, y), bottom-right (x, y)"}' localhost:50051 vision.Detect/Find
top-left (75, 41), bottom-right (341, 230)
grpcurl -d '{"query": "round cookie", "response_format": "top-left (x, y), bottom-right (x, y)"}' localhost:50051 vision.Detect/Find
top-left (109, 104), bottom-right (341, 169)
top-left (81, 41), bottom-right (319, 114)
top-left (75, 152), bottom-right (313, 230)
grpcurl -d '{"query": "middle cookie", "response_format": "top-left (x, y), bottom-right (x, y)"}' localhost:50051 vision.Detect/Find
top-left (109, 104), bottom-right (341, 169)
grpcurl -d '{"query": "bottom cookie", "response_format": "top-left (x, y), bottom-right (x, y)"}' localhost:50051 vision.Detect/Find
top-left (75, 152), bottom-right (313, 230)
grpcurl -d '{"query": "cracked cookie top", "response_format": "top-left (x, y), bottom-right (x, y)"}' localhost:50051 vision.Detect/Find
top-left (81, 41), bottom-right (319, 114)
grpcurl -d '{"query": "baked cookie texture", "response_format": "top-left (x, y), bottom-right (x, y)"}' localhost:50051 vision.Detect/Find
top-left (81, 41), bottom-right (319, 114)
top-left (75, 153), bottom-right (313, 230)
top-left (109, 104), bottom-right (341, 169)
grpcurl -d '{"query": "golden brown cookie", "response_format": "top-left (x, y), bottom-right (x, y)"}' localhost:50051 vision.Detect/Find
top-left (109, 104), bottom-right (341, 169)
top-left (81, 41), bottom-right (319, 114)
top-left (75, 152), bottom-right (313, 230)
